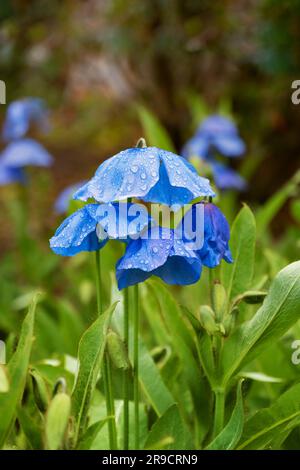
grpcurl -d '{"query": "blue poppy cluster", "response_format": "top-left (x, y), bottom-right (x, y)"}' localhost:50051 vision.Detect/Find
top-left (50, 145), bottom-right (233, 289)
top-left (0, 98), bottom-right (52, 186)
top-left (182, 114), bottom-right (247, 191)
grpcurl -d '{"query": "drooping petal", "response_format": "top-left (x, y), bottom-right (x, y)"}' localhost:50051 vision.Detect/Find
top-left (74, 146), bottom-right (214, 205)
top-left (116, 226), bottom-right (202, 289)
top-left (182, 135), bottom-right (210, 160)
top-left (74, 147), bottom-right (160, 202)
top-left (213, 135), bottom-right (245, 157)
top-left (0, 161), bottom-right (26, 186)
top-left (2, 98), bottom-right (49, 141)
top-left (50, 204), bottom-right (106, 256)
top-left (212, 162), bottom-right (247, 191)
top-left (199, 203), bottom-right (233, 268)
top-left (0, 138), bottom-right (53, 168)
top-left (197, 115), bottom-right (239, 137)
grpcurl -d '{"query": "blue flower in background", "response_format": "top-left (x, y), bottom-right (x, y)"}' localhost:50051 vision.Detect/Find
top-left (54, 182), bottom-right (87, 214)
top-left (2, 98), bottom-right (49, 141)
top-left (74, 146), bottom-right (215, 206)
top-left (116, 226), bottom-right (202, 289)
top-left (0, 138), bottom-right (53, 169)
top-left (212, 162), bottom-right (247, 191)
top-left (0, 161), bottom-right (25, 186)
top-left (182, 114), bottom-right (247, 191)
top-left (50, 202), bottom-right (152, 256)
top-left (181, 202), bottom-right (233, 268)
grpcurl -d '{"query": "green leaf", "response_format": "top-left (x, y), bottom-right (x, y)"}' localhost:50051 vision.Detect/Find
top-left (137, 105), bottom-right (176, 152)
top-left (206, 381), bottom-right (244, 450)
top-left (256, 170), bottom-right (300, 233)
top-left (221, 204), bottom-right (256, 301)
top-left (17, 406), bottom-right (43, 450)
top-left (238, 382), bottom-right (300, 450)
top-left (45, 392), bottom-right (71, 450)
top-left (71, 303), bottom-right (117, 444)
top-left (0, 294), bottom-right (38, 448)
top-left (77, 418), bottom-right (108, 450)
top-left (220, 261), bottom-right (300, 386)
top-left (144, 405), bottom-right (194, 450)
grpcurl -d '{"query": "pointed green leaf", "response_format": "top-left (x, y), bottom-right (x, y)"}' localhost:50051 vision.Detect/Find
top-left (238, 382), bottom-right (300, 450)
top-left (221, 205), bottom-right (256, 301)
top-left (137, 105), bottom-right (176, 152)
top-left (71, 303), bottom-right (117, 443)
top-left (220, 261), bottom-right (300, 386)
top-left (206, 381), bottom-right (244, 450)
top-left (144, 405), bottom-right (194, 450)
top-left (0, 294), bottom-right (38, 448)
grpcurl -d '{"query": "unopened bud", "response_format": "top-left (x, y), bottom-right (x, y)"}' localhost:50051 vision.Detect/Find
top-left (45, 392), bottom-right (71, 450)
top-left (212, 281), bottom-right (227, 322)
top-left (199, 305), bottom-right (219, 335)
top-left (106, 330), bottom-right (130, 370)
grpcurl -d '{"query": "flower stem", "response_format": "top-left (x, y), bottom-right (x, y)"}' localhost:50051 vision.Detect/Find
top-left (94, 250), bottom-right (117, 450)
top-left (213, 389), bottom-right (225, 437)
top-left (123, 287), bottom-right (130, 450)
top-left (133, 284), bottom-right (140, 449)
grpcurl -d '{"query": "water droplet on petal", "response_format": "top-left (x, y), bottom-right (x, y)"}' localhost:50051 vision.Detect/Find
top-left (131, 165), bottom-right (138, 173)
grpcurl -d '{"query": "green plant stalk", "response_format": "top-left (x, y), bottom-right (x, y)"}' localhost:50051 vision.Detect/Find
top-left (95, 250), bottom-right (117, 450)
top-left (123, 287), bottom-right (130, 450)
top-left (213, 389), bottom-right (225, 438)
top-left (133, 284), bottom-right (140, 449)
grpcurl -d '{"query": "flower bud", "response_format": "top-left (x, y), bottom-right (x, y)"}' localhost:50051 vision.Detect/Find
top-left (212, 281), bottom-right (227, 322)
top-left (45, 392), bottom-right (71, 450)
top-left (199, 305), bottom-right (219, 335)
top-left (106, 330), bottom-right (130, 370)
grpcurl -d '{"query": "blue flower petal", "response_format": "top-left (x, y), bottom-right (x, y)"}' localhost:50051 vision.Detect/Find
top-left (116, 226), bottom-right (202, 289)
top-left (0, 138), bottom-right (53, 168)
top-left (50, 204), bottom-right (106, 256)
top-left (197, 115), bottom-right (238, 137)
top-left (74, 147), bottom-right (160, 202)
top-left (74, 147), bottom-right (214, 205)
top-left (198, 203), bottom-right (233, 268)
top-left (213, 135), bottom-right (245, 157)
top-left (2, 98), bottom-right (49, 141)
top-left (0, 161), bottom-right (26, 186)
top-left (182, 135), bottom-right (210, 160)
top-left (212, 162), bottom-right (247, 191)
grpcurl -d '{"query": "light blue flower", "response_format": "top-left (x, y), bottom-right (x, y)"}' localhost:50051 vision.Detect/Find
top-left (54, 182), bottom-right (87, 214)
top-left (50, 202), bottom-right (152, 256)
top-left (0, 138), bottom-right (53, 168)
top-left (2, 98), bottom-right (49, 141)
top-left (116, 226), bottom-right (202, 289)
top-left (74, 146), bottom-right (215, 206)
top-left (212, 162), bottom-right (247, 191)
top-left (183, 115), bottom-right (246, 160)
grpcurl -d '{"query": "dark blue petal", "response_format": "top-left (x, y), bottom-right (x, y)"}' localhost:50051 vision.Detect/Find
top-left (1, 138), bottom-right (53, 168)
top-left (2, 98), bottom-right (49, 141)
top-left (116, 226), bottom-right (202, 289)
top-left (212, 162), bottom-right (247, 191)
top-left (50, 204), bottom-right (106, 256)
top-left (74, 147), bottom-right (160, 202)
top-left (0, 161), bottom-right (26, 186)
top-left (198, 203), bottom-right (233, 268)
top-left (54, 182), bottom-right (87, 214)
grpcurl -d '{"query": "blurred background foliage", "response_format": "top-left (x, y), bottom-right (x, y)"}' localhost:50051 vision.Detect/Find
top-left (0, 0), bottom-right (299, 245)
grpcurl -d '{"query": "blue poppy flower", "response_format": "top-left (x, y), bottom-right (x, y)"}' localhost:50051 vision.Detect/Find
top-left (50, 202), bottom-right (152, 256)
top-left (116, 226), bottom-right (202, 289)
top-left (54, 182), bottom-right (87, 214)
top-left (0, 161), bottom-right (26, 186)
top-left (211, 162), bottom-right (247, 191)
top-left (74, 146), bottom-right (215, 206)
top-left (183, 115), bottom-right (245, 160)
top-left (181, 203), bottom-right (233, 268)
top-left (0, 138), bottom-right (53, 168)
top-left (2, 98), bottom-right (49, 141)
